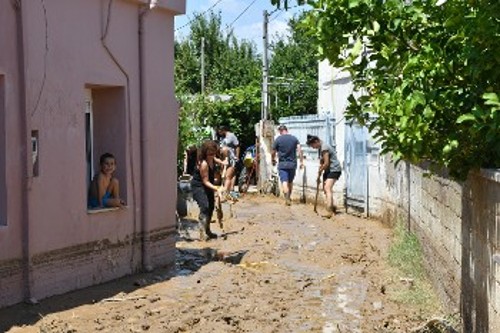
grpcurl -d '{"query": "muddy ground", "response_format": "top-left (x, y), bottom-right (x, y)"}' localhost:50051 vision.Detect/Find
top-left (1, 194), bottom-right (446, 333)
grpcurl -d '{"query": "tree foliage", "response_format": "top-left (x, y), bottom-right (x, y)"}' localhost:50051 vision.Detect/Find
top-left (175, 12), bottom-right (262, 166)
top-left (269, 11), bottom-right (318, 119)
top-left (176, 85), bottom-right (261, 173)
top-left (271, 0), bottom-right (306, 9)
top-left (274, 0), bottom-right (500, 179)
top-left (198, 85), bottom-right (262, 147)
top-left (175, 12), bottom-right (261, 95)
top-left (176, 10), bottom-right (321, 162)
top-left (176, 95), bottom-right (213, 172)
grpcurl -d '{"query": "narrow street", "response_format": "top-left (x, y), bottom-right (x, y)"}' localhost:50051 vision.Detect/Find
top-left (2, 194), bottom-right (443, 333)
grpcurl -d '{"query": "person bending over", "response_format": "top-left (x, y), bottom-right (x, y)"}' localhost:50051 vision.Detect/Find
top-left (306, 135), bottom-right (341, 218)
top-left (191, 140), bottom-right (224, 240)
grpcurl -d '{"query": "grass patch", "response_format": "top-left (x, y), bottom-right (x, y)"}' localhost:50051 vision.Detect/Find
top-left (387, 222), bottom-right (440, 311)
top-left (388, 222), bottom-right (425, 279)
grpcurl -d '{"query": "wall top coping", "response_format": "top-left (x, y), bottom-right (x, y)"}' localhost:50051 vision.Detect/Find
top-left (280, 114), bottom-right (335, 122)
top-left (481, 168), bottom-right (500, 183)
top-left (131, 0), bottom-right (186, 15)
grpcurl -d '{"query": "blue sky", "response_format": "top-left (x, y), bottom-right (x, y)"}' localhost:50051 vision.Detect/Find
top-left (174, 0), bottom-right (307, 53)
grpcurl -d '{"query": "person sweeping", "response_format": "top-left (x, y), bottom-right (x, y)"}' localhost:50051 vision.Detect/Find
top-left (306, 134), bottom-right (342, 218)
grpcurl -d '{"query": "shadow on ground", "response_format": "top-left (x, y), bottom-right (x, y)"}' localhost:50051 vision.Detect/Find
top-left (177, 216), bottom-right (241, 242)
top-left (0, 235), bottom-right (247, 332)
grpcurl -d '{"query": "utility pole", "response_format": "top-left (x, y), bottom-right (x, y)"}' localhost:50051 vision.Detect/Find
top-left (201, 37), bottom-right (205, 95)
top-left (262, 10), bottom-right (269, 120)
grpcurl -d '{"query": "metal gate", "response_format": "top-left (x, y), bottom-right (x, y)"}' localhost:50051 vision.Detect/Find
top-left (278, 113), bottom-right (335, 148)
top-left (344, 121), bottom-right (368, 213)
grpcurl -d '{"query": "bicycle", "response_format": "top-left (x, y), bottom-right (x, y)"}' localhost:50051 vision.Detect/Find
top-left (264, 165), bottom-right (280, 197)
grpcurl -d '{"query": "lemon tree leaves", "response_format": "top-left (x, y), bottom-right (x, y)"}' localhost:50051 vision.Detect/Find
top-left (273, 0), bottom-right (500, 179)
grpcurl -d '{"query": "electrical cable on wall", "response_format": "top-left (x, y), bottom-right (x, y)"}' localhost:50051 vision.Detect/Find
top-left (31, 0), bottom-right (48, 117)
top-left (101, 0), bottom-right (138, 271)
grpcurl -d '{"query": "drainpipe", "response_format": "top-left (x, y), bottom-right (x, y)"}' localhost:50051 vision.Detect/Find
top-left (14, 0), bottom-right (33, 302)
top-left (101, 0), bottom-right (138, 273)
top-left (138, 0), bottom-right (157, 272)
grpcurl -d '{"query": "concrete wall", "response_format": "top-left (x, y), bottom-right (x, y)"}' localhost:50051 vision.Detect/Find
top-left (0, 0), bottom-right (185, 308)
top-left (375, 160), bottom-right (463, 311)
top-left (375, 159), bottom-right (500, 332)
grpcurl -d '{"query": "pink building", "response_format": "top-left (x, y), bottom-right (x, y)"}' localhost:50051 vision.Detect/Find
top-left (0, 0), bottom-right (185, 308)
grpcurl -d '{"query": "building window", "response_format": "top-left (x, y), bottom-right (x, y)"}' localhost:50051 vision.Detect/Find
top-left (0, 75), bottom-right (6, 225)
top-left (84, 86), bottom-right (127, 209)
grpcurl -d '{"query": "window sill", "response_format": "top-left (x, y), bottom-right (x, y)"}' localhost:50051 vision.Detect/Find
top-left (87, 206), bottom-right (127, 214)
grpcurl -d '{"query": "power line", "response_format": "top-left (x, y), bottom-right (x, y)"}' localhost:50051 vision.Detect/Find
top-left (175, 0), bottom-right (225, 32)
top-left (269, 9), bottom-right (284, 22)
top-left (226, 0), bottom-right (258, 29)
top-left (269, 3), bottom-right (302, 19)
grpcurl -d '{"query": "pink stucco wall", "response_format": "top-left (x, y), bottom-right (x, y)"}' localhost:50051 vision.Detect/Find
top-left (0, 1), bottom-right (26, 306)
top-left (0, 0), bottom-right (185, 307)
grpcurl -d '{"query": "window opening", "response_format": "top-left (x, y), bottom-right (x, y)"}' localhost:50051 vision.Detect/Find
top-left (85, 86), bottom-right (127, 211)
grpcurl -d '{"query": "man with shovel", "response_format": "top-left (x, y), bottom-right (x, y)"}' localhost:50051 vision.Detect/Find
top-left (271, 125), bottom-right (304, 206)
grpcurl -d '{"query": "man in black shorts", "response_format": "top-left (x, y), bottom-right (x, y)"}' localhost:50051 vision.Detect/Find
top-left (272, 125), bottom-right (304, 206)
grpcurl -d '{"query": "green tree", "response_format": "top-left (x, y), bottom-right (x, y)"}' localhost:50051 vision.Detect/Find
top-left (269, 11), bottom-right (318, 119)
top-left (198, 84), bottom-right (262, 147)
top-left (175, 11), bottom-right (261, 95)
top-left (273, 0), bottom-right (500, 179)
top-left (271, 0), bottom-right (306, 8)
top-left (176, 95), bottom-right (213, 173)
top-left (175, 12), bottom-right (262, 165)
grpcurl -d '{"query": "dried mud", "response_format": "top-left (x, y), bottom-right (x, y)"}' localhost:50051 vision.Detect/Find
top-left (2, 194), bottom-right (445, 333)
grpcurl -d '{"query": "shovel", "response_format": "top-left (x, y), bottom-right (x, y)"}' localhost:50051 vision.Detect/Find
top-left (215, 191), bottom-right (224, 231)
top-left (300, 165), bottom-right (306, 204)
top-left (313, 175), bottom-right (321, 213)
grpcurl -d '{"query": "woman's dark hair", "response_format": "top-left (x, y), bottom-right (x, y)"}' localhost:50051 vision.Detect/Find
top-left (187, 145), bottom-right (197, 153)
top-left (306, 134), bottom-right (320, 145)
top-left (198, 140), bottom-right (219, 162)
top-left (99, 152), bottom-right (115, 165)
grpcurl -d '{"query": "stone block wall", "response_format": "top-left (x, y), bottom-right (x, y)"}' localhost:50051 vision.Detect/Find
top-left (374, 159), bottom-right (500, 333)
top-left (374, 160), bottom-right (462, 312)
